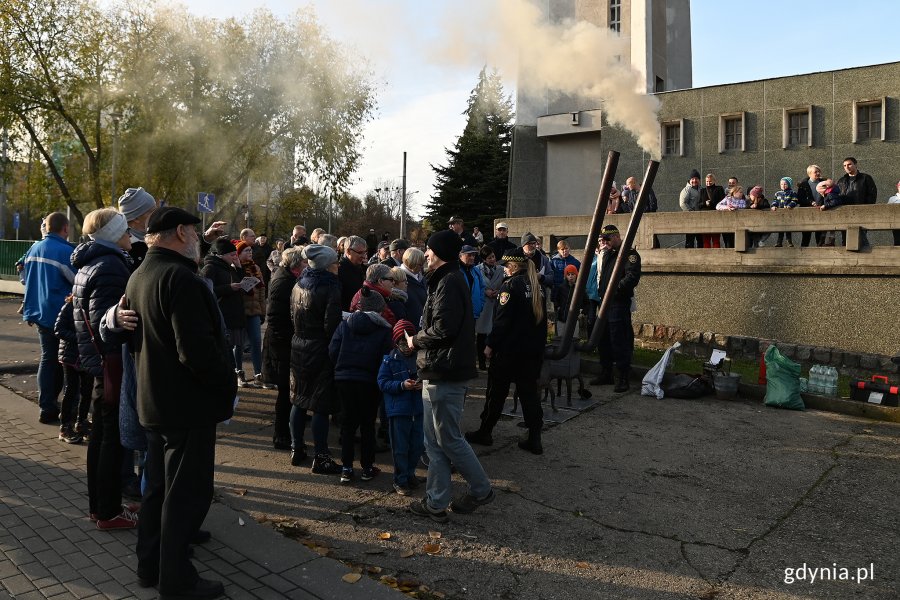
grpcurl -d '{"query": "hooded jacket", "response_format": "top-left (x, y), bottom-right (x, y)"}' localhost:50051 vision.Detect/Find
top-left (71, 241), bottom-right (132, 377)
top-left (329, 311), bottom-right (393, 383)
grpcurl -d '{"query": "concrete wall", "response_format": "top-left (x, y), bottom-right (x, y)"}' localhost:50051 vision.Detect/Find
top-left (499, 208), bottom-right (900, 357)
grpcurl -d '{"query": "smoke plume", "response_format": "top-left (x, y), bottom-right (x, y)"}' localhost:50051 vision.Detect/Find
top-left (431, 0), bottom-right (662, 158)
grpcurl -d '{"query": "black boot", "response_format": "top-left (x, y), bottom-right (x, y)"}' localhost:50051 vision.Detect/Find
top-left (290, 446), bottom-right (307, 466)
top-left (518, 427), bottom-right (543, 455)
top-left (465, 428), bottom-right (493, 446)
top-left (589, 367), bottom-right (614, 386)
top-left (614, 369), bottom-right (630, 393)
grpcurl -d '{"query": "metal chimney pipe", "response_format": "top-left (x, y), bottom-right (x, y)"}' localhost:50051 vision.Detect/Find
top-left (544, 150), bottom-right (619, 360)
top-left (580, 159), bottom-right (660, 351)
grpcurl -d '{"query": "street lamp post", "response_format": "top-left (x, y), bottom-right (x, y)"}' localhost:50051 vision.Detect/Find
top-left (110, 112), bottom-right (122, 202)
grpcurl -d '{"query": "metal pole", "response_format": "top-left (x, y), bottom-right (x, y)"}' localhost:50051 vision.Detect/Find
top-left (544, 150), bottom-right (620, 360)
top-left (246, 177), bottom-right (251, 229)
top-left (401, 151), bottom-right (407, 239)
top-left (580, 159), bottom-right (660, 351)
top-left (0, 128), bottom-right (7, 240)
top-left (110, 113), bottom-right (122, 203)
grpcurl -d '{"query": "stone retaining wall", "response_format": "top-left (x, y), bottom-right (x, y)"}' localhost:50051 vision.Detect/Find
top-left (633, 322), bottom-right (899, 378)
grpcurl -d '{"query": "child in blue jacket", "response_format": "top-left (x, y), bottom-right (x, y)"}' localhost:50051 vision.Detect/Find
top-left (377, 319), bottom-right (424, 496)
top-left (329, 287), bottom-right (393, 484)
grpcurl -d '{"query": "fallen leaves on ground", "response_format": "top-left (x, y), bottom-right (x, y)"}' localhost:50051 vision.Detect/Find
top-left (234, 488), bottom-right (248, 496)
top-left (379, 532), bottom-right (392, 540)
top-left (575, 561), bottom-right (590, 569)
top-left (423, 542), bottom-right (441, 555)
top-left (400, 549), bottom-right (415, 558)
top-left (428, 530), bottom-right (441, 539)
top-left (342, 573), bottom-right (362, 584)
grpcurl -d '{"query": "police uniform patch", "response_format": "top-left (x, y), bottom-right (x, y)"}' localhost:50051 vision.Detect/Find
top-left (629, 254), bottom-right (637, 263)
top-left (499, 292), bottom-right (510, 305)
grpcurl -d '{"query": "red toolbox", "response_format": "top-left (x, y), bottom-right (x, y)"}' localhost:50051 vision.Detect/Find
top-left (850, 375), bottom-right (899, 407)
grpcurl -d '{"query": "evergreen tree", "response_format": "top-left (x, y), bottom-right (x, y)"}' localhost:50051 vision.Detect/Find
top-left (427, 67), bottom-right (513, 237)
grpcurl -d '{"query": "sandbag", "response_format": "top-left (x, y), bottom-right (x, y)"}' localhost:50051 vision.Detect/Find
top-left (641, 342), bottom-right (681, 399)
top-left (763, 345), bottom-right (804, 410)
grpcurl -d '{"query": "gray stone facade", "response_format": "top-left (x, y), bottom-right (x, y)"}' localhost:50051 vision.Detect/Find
top-left (510, 61), bottom-right (900, 217)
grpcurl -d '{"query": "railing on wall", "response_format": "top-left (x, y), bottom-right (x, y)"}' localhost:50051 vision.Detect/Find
top-left (500, 205), bottom-right (900, 275)
top-left (0, 240), bottom-right (36, 279)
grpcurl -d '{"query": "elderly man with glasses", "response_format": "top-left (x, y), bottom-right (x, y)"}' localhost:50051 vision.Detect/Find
top-left (338, 235), bottom-right (368, 311)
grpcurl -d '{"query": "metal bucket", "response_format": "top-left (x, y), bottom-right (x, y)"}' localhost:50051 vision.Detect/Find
top-left (713, 372), bottom-right (741, 400)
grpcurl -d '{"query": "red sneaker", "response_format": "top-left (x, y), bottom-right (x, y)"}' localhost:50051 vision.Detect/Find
top-left (96, 509), bottom-right (139, 530)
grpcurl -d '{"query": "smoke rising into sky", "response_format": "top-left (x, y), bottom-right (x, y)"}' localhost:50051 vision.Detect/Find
top-left (430, 0), bottom-right (662, 157)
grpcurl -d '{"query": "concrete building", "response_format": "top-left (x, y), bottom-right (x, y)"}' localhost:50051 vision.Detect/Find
top-left (509, 5), bottom-right (900, 219)
top-left (510, 0), bottom-right (692, 217)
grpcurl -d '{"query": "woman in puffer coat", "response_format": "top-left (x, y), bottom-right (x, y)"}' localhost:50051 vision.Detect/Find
top-left (261, 246), bottom-right (306, 450)
top-left (290, 245), bottom-right (342, 474)
top-left (71, 208), bottom-right (135, 530)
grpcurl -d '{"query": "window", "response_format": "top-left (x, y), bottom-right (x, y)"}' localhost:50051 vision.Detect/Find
top-left (655, 77), bottom-right (665, 93)
top-left (853, 99), bottom-right (886, 142)
top-left (660, 120), bottom-right (684, 157)
top-left (782, 106), bottom-right (812, 148)
top-left (609, 0), bottom-right (621, 33)
top-left (718, 112), bottom-right (746, 152)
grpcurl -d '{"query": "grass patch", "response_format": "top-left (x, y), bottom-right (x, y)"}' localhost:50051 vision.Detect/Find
top-left (630, 347), bottom-right (853, 397)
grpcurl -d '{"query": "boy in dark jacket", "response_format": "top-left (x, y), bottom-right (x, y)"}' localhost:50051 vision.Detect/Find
top-left (329, 287), bottom-right (393, 484)
top-left (54, 295), bottom-right (93, 443)
top-left (377, 319), bottom-right (424, 496)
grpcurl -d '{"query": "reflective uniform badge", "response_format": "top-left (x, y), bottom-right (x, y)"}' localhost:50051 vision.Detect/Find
top-left (629, 254), bottom-right (637, 263)
top-left (499, 292), bottom-right (510, 305)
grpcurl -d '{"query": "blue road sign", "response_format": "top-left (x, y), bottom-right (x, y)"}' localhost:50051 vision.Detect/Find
top-left (13, 212), bottom-right (20, 230)
top-left (198, 193), bottom-right (215, 213)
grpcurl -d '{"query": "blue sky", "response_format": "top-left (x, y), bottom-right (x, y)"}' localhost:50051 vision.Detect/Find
top-left (166, 0), bottom-right (900, 214)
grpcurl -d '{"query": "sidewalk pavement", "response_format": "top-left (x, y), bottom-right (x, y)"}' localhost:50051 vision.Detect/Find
top-left (0, 384), bottom-right (402, 600)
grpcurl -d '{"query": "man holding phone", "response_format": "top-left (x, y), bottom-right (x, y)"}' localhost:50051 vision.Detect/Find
top-left (404, 230), bottom-right (493, 523)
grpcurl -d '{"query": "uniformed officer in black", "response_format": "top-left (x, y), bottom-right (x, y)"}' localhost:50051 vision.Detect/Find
top-left (596, 224), bottom-right (641, 392)
top-left (465, 247), bottom-right (547, 454)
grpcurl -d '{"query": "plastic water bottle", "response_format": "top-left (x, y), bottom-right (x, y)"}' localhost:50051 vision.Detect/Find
top-left (809, 365), bottom-right (822, 394)
top-left (826, 367), bottom-right (839, 396)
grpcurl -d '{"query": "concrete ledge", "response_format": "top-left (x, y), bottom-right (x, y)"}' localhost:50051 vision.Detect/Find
top-left (0, 279), bottom-right (24, 294)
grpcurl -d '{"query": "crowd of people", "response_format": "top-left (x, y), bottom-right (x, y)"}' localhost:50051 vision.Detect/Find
top-left (20, 195), bottom-right (645, 598)
top-left (17, 164), bottom-right (898, 598)
top-left (679, 158), bottom-right (900, 248)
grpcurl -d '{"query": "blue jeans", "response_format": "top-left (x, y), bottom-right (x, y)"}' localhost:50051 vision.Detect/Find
top-left (389, 414), bottom-right (425, 486)
top-left (244, 315), bottom-right (263, 375)
top-left (37, 325), bottom-right (62, 413)
top-left (229, 328), bottom-right (246, 374)
top-left (422, 381), bottom-right (491, 510)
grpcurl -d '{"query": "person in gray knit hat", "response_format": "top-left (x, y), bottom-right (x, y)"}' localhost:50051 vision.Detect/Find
top-left (302, 244), bottom-right (338, 270)
top-left (118, 187), bottom-right (158, 269)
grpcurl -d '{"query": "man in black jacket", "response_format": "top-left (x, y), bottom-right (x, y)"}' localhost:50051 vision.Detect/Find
top-left (595, 224), bottom-right (641, 393)
top-left (837, 157), bottom-right (877, 247)
top-left (126, 207), bottom-right (236, 600)
top-left (485, 222), bottom-right (517, 261)
top-left (338, 235), bottom-right (367, 311)
top-left (405, 230), bottom-right (493, 523)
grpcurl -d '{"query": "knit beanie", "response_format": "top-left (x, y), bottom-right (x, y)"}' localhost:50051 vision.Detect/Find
top-left (750, 186), bottom-right (763, 197)
top-left (211, 237), bottom-right (237, 256)
top-left (564, 264), bottom-right (578, 276)
top-left (426, 229), bottom-right (462, 263)
top-left (780, 177), bottom-right (794, 188)
top-left (89, 212), bottom-right (128, 243)
top-left (520, 232), bottom-right (537, 245)
top-left (118, 187), bottom-right (156, 222)
top-left (235, 240), bottom-right (250, 255)
top-left (358, 286), bottom-right (386, 313)
top-left (392, 319), bottom-right (415, 343)
top-left (303, 244), bottom-right (338, 270)
top-left (689, 169), bottom-right (701, 180)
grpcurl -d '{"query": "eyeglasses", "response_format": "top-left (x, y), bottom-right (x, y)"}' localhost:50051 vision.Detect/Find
top-left (380, 277), bottom-right (396, 283)
top-left (349, 248), bottom-right (366, 255)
